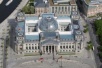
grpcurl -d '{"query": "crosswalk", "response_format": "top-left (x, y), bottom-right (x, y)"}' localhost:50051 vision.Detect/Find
top-left (5, 0), bottom-right (13, 6)
top-left (0, 0), bottom-right (13, 6)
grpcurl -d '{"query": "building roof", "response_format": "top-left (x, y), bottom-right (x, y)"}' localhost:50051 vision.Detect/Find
top-left (84, 0), bottom-right (102, 5)
top-left (25, 16), bottom-right (38, 23)
top-left (26, 16), bottom-right (38, 21)
top-left (39, 17), bottom-right (58, 32)
top-left (41, 39), bottom-right (59, 45)
top-left (40, 32), bottom-right (57, 38)
top-left (49, 0), bottom-right (76, 6)
top-left (25, 35), bottom-right (39, 41)
top-left (16, 22), bottom-right (25, 36)
top-left (34, 0), bottom-right (49, 7)
top-left (60, 34), bottom-right (74, 40)
top-left (73, 20), bottom-right (80, 30)
top-left (57, 16), bottom-right (71, 24)
top-left (42, 13), bottom-right (54, 18)
top-left (70, 0), bottom-right (76, 5)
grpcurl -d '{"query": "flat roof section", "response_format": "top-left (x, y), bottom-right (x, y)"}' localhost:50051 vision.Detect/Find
top-left (34, 0), bottom-right (49, 7)
top-left (49, 0), bottom-right (76, 6)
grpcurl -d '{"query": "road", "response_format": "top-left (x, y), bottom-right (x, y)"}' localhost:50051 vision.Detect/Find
top-left (0, 0), bottom-right (22, 23)
top-left (81, 15), bottom-right (102, 68)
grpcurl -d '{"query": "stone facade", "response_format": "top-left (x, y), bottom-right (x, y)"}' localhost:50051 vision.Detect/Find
top-left (15, 13), bottom-right (84, 55)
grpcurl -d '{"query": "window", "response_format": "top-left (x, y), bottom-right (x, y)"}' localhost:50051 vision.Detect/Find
top-left (62, 7), bottom-right (64, 11)
top-left (69, 46), bottom-right (71, 48)
top-left (60, 46), bottom-right (62, 49)
top-left (78, 46), bottom-right (80, 49)
top-left (72, 45), bottom-right (74, 48)
top-left (63, 43), bottom-right (65, 45)
top-left (65, 7), bottom-right (67, 11)
top-left (52, 7), bottom-right (54, 13)
top-left (66, 46), bottom-right (68, 49)
top-left (63, 46), bottom-right (65, 49)
top-left (32, 46), bottom-right (34, 49)
top-left (55, 7), bottom-right (57, 12)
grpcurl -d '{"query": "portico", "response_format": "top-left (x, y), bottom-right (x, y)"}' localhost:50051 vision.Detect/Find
top-left (42, 45), bottom-right (57, 54)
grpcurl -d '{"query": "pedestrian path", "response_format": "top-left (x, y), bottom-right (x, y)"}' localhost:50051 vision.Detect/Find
top-left (13, 58), bottom-right (92, 68)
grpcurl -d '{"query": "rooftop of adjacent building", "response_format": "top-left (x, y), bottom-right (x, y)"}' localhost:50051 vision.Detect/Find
top-left (49, 0), bottom-right (76, 6)
top-left (84, 0), bottom-right (102, 5)
top-left (34, 0), bottom-right (76, 8)
top-left (34, 0), bottom-right (49, 7)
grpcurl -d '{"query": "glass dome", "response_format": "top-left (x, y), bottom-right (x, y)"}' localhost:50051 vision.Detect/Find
top-left (39, 17), bottom-right (58, 32)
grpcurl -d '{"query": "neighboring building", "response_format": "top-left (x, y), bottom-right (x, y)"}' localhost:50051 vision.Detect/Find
top-left (15, 13), bottom-right (84, 55)
top-left (34, 0), bottom-right (77, 16)
top-left (49, 0), bottom-right (77, 16)
top-left (34, 0), bottom-right (49, 16)
top-left (79, 0), bottom-right (102, 17)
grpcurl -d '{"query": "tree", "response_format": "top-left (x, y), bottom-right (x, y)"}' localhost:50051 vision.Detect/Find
top-left (94, 19), bottom-right (102, 45)
top-left (83, 28), bottom-right (88, 33)
top-left (30, 6), bottom-right (35, 14)
top-left (87, 41), bottom-right (91, 44)
top-left (83, 24), bottom-right (88, 28)
top-left (22, 5), bottom-right (30, 14)
top-left (86, 44), bottom-right (93, 51)
top-left (97, 46), bottom-right (102, 52)
top-left (29, 0), bottom-right (34, 3)
top-left (98, 52), bottom-right (102, 58)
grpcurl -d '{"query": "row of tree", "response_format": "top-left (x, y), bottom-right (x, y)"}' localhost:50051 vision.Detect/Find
top-left (22, 0), bottom-right (35, 14)
top-left (94, 19), bottom-right (102, 58)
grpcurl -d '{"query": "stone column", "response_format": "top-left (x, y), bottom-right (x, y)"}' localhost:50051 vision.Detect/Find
top-left (54, 45), bottom-right (55, 52)
top-left (45, 46), bottom-right (46, 53)
top-left (41, 46), bottom-right (43, 53)
top-left (48, 46), bottom-right (49, 53)
top-left (51, 46), bottom-right (52, 53)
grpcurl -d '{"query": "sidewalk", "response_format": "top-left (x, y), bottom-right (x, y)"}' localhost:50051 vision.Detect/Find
top-left (0, 0), bottom-right (29, 68)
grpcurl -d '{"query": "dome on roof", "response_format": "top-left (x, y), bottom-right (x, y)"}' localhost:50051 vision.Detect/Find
top-left (39, 17), bottom-right (58, 32)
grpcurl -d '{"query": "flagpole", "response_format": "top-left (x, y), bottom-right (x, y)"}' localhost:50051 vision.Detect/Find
top-left (60, 56), bottom-right (62, 68)
top-left (61, 56), bottom-right (62, 68)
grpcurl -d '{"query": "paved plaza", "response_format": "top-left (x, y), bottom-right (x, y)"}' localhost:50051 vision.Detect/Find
top-left (11, 58), bottom-right (92, 68)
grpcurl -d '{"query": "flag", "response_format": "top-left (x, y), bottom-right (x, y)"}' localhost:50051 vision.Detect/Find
top-left (38, 58), bottom-right (44, 61)
top-left (58, 56), bottom-right (62, 59)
